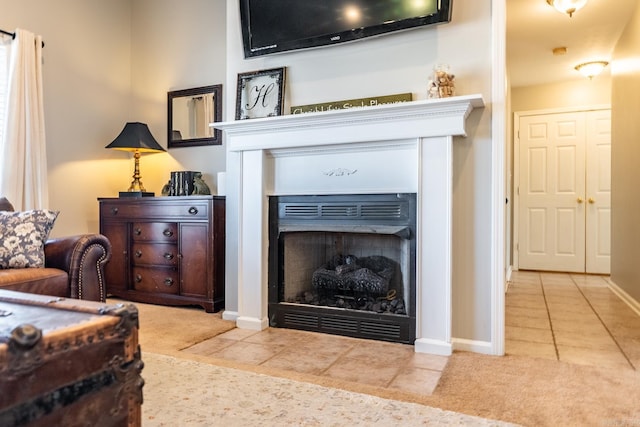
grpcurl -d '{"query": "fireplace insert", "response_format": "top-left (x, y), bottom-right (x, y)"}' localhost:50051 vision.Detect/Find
top-left (268, 193), bottom-right (416, 344)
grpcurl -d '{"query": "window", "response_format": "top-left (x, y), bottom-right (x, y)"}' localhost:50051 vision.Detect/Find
top-left (0, 41), bottom-right (8, 150)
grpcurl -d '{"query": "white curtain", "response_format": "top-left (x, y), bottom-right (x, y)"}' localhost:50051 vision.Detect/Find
top-left (202, 93), bottom-right (214, 137)
top-left (0, 29), bottom-right (48, 210)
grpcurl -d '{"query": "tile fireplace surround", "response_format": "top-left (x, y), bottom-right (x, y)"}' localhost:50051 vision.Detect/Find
top-left (215, 94), bottom-right (485, 356)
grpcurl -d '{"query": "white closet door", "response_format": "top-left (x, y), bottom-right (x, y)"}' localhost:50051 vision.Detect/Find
top-left (585, 110), bottom-right (611, 274)
top-left (518, 112), bottom-right (586, 272)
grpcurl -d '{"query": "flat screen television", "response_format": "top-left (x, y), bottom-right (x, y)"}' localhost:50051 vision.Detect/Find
top-left (239, 0), bottom-right (453, 58)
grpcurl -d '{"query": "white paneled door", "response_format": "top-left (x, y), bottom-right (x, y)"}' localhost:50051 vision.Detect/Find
top-left (517, 109), bottom-right (611, 274)
top-left (585, 110), bottom-right (611, 274)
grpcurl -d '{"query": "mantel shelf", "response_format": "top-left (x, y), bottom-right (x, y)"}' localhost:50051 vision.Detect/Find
top-left (214, 94), bottom-right (485, 152)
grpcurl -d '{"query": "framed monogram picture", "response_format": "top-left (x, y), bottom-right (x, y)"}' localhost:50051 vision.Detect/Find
top-left (235, 67), bottom-right (286, 120)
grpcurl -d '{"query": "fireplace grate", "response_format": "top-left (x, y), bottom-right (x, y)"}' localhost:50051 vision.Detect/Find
top-left (320, 205), bottom-right (358, 217)
top-left (321, 316), bottom-right (359, 333)
top-left (273, 304), bottom-right (413, 343)
top-left (281, 200), bottom-right (408, 222)
top-left (283, 312), bottom-right (319, 329)
top-left (360, 321), bottom-right (402, 338)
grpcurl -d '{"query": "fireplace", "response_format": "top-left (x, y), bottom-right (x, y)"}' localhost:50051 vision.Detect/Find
top-left (268, 194), bottom-right (416, 343)
top-left (215, 95), bottom-right (484, 355)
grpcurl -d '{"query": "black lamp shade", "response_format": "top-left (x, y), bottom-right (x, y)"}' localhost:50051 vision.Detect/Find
top-left (105, 122), bottom-right (165, 153)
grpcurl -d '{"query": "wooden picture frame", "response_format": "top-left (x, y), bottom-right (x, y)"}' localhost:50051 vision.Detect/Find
top-left (168, 85), bottom-right (222, 148)
top-left (235, 67), bottom-right (286, 120)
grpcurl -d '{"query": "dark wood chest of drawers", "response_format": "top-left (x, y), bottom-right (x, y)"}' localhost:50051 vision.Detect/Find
top-left (98, 196), bottom-right (225, 312)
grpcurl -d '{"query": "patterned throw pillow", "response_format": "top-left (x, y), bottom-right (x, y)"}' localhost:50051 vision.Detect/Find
top-left (0, 210), bottom-right (59, 269)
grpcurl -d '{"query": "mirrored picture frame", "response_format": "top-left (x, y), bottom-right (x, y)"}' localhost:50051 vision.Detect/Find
top-left (168, 84), bottom-right (222, 148)
top-left (235, 67), bottom-right (286, 120)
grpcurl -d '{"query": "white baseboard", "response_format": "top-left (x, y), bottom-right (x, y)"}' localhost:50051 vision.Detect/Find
top-left (505, 266), bottom-right (513, 293)
top-left (236, 316), bottom-right (269, 331)
top-left (222, 310), bottom-right (239, 321)
top-left (414, 338), bottom-right (453, 356)
top-left (452, 337), bottom-right (496, 355)
top-left (607, 278), bottom-right (640, 317)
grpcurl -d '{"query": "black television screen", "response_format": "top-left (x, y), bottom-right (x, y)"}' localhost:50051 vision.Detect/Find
top-left (239, 0), bottom-right (452, 58)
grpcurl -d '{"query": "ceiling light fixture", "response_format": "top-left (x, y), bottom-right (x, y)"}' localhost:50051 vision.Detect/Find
top-left (552, 47), bottom-right (568, 56)
top-left (574, 61), bottom-right (609, 79)
top-left (546, 0), bottom-right (588, 17)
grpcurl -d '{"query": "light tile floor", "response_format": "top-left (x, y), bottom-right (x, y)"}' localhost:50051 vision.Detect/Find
top-left (183, 271), bottom-right (640, 397)
top-left (183, 325), bottom-right (449, 396)
top-left (506, 271), bottom-right (640, 371)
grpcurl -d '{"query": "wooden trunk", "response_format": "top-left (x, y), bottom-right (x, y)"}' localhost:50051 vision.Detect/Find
top-left (0, 290), bottom-right (143, 426)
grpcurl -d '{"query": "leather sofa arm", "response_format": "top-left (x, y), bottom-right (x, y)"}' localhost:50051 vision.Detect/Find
top-left (44, 234), bottom-right (112, 302)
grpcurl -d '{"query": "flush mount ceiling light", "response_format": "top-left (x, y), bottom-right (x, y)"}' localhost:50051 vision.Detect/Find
top-left (575, 61), bottom-right (609, 79)
top-left (546, 0), bottom-right (588, 17)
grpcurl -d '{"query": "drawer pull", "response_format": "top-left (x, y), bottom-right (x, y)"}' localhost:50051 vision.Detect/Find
top-left (111, 207), bottom-right (119, 215)
top-left (188, 206), bottom-right (199, 215)
top-left (164, 253), bottom-right (174, 260)
top-left (134, 228), bottom-right (142, 235)
top-left (163, 229), bottom-right (173, 237)
top-left (164, 278), bottom-right (174, 286)
top-left (135, 274), bottom-right (142, 283)
top-left (135, 250), bottom-right (142, 258)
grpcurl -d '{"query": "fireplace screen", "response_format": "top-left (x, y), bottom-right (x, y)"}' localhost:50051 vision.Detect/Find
top-left (268, 194), bottom-right (416, 344)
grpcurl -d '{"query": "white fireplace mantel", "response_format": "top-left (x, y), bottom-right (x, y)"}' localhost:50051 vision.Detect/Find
top-left (215, 94), bottom-right (485, 355)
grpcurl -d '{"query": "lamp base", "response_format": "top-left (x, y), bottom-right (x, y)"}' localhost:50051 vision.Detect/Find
top-left (119, 191), bottom-right (155, 198)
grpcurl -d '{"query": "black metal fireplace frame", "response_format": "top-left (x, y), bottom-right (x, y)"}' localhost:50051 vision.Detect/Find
top-left (268, 193), bottom-right (416, 344)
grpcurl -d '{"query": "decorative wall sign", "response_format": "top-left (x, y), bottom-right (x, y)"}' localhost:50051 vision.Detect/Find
top-left (291, 93), bottom-right (413, 115)
top-left (235, 67), bottom-right (286, 120)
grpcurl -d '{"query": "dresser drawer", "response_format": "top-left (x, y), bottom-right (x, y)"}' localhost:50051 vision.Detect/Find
top-left (132, 267), bottom-right (179, 294)
top-left (131, 222), bottom-right (178, 242)
top-left (131, 243), bottom-right (178, 266)
top-left (100, 200), bottom-right (210, 220)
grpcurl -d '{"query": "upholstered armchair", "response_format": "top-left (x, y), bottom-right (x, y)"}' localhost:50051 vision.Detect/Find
top-left (0, 197), bottom-right (111, 302)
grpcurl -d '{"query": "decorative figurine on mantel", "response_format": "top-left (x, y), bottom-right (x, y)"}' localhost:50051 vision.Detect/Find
top-left (427, 64), bottom-right (455, 99)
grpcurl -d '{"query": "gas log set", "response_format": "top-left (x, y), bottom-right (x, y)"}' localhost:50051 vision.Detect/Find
top-left (288, 254), bottom-right (407, 315)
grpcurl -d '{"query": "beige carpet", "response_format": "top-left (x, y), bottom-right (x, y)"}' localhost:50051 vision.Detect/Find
top-left (131, 300), bottom-right (640, 426)
top-left (142, 352), bottom-right (517, 426)
top-left (111, 299), bottom-right (236, 355)
top-left (425, 352), bottom-right (640, 426)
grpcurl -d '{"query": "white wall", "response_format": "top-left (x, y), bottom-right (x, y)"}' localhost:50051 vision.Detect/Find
top-left (611, 2), bottom-right (640, 303)
top-left (0, 0), bottom-right (132, 236)
top-left (130, 0), bottom-right (227, 196)
top-left (225, 0), bottom-right (496, 344)
top-left (511, 77), bottom-right (611, 113)
top-left (1, 0), bottom-right (228, 237)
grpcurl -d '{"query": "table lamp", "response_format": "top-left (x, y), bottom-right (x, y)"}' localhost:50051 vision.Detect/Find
top-left (105, 122), bottom-right (166, 197)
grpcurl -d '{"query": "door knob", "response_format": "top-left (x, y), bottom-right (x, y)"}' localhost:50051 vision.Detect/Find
top-left (577, 197), bottom-right (583, 203)
top-left (588, 198), bottom-right (595, 204)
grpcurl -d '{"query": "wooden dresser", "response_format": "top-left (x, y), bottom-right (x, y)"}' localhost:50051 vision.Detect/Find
top-left (98, 196), bottom-right (225, 312)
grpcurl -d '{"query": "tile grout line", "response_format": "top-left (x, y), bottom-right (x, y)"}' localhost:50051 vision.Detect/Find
top-left (539, 273), bottom-right (560, 361)
top-left (317, 342), bottom-right (358, 378)
top-left (571, 276), bottom-right (637, 371)
top-left (381, 353), bottom-right (416, 389)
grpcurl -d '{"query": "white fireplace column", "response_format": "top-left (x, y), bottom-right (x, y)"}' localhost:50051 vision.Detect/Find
top-left (215, 94), bottom-right (484, 355)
